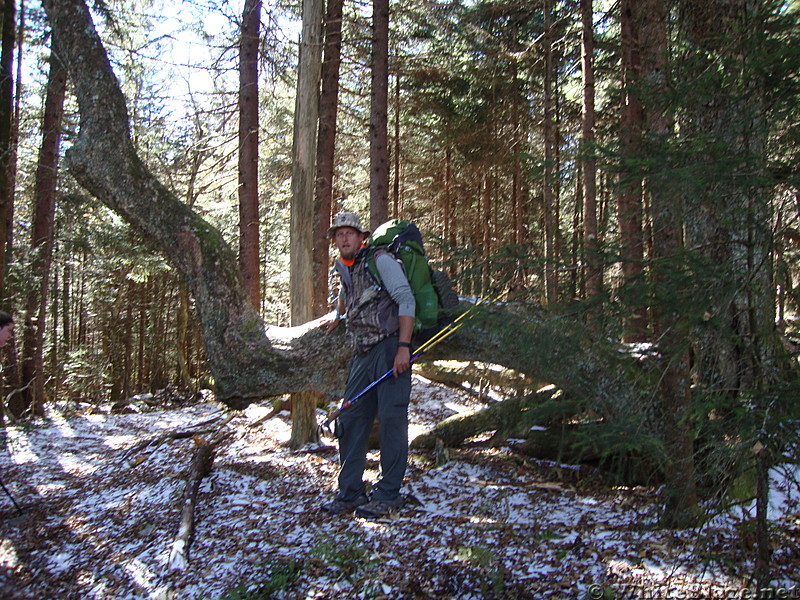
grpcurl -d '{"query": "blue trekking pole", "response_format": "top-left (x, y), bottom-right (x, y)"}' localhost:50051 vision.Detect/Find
top-left (318, 288), bottom-right (508, 436)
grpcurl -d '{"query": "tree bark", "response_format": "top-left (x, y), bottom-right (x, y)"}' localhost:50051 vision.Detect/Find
top-left (16, 33), bottom-right (66, 417)
top-left (618, 0), bottom-right (647, 342)
top-left (543, 0), bottom-right (558, 305)
top-left (238, 0), bottom-right (262, 311)
top-left (290, 0), bottom-right (324, 447)
top-left (581, 0), bottom-right (601, 305)
top-left (40, 0), bottom-right (341, 405)
top-left (313, 0), bottom-right (344, 317)
top-left (369, 0), bottom-right (390, 230)
top-left (0, 0), bottom-right (15, 299)
top-left (637, 0), bottom-right (699, 527)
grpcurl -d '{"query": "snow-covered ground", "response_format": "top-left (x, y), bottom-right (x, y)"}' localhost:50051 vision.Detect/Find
top-left (1, 376), bottom-right (798, 599)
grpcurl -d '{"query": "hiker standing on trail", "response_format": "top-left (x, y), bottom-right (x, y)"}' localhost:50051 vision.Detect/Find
top-left (320, 212), bottom-right (415, 519)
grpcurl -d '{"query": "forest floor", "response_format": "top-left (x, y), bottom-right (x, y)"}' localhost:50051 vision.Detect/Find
top-left (1, 377), bottom-right (799, 600)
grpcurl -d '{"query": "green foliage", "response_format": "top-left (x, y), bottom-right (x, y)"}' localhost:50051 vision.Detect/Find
top-left (693, 378), bottom-right (800, 510)
top-left (218, 558), bottom-right (301, 600)
top-left (569, 418), bottom-right (668, 485)
top-left (454, 543), bottom-right (509, 598)
top-left (309, 531), bottom-right (379, 583)
top-left (61, 348), bottom-right (111, 404)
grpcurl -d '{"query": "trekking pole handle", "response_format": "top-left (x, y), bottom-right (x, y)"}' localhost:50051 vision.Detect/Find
top-left (319, 287), bottom-right (510, 433)
top-left (319, 323), bottom-right (459, 432)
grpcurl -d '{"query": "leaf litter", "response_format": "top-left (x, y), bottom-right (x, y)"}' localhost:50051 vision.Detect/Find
top-left (0, 376), bottom-right (798, 599)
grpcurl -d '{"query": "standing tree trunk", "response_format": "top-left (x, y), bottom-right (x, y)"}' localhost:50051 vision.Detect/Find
top-left (392, 72), bottom-right (400, 218)
top-left (581, 0), bottom-right (601, 305)
top-left (0, 0), bottom-right (16, 300)
top-left (369, 0), bottom-right (389, 230)
top-left (290, 0), bottom-right (324, 448)
top-left (543, 0), bottom-right (558, 305)
top-left (238, 0), bottom-right (261, 311)
top-left (313, 0), bottom-right (344, 317)
top-left (637, 0), bottom-right (699, 527)
top-left (16, 34), bottom-right (67, 417)
top-left (618, 0), bottom-right (647, 341)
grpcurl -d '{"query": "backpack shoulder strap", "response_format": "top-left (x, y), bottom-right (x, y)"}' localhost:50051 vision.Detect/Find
top-left (364, 247), bottom-right (394, 288)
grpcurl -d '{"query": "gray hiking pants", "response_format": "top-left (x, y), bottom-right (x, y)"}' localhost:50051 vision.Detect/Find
top-left (336, 335), bottom-right (411, 503)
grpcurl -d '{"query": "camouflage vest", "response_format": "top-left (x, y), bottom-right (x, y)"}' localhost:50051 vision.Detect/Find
top-left (335, 248), bottom-right (399, 354)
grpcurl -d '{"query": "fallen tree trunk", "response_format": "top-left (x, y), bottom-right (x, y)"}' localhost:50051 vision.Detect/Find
top-left (415, 360), bottom-right (534, 393)
top-left (410, 386), bottom-right (582, 449)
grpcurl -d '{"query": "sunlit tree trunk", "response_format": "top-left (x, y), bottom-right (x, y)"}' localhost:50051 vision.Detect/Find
top-left (238, 0), bottom-right (261, 310)
top-left (443, 147), bottom-right (453, 274)
top-left (369, 0), bottom-right (389, 230)
top-left (313, 0), bottom-right (344, 317)
top-left (290, 0), bottom-right (324, 448)
top-left (16, 35), bottom-right (66, 417)
top-left (392, 72), bottom-right (400, 218)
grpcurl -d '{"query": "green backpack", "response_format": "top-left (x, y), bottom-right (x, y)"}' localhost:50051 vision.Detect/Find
top-left (366, 219), bottom-right (459, 335)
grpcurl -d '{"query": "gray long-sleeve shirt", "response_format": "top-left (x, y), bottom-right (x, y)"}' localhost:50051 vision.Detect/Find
top-left (374, 252), bottom-right (416, 318)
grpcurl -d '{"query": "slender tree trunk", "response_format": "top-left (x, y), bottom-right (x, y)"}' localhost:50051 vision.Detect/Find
top-left (3, 0), bottom-right (23, 295)
top-left (369, 0), bottom-right (389, 230)
top-left (177, 285), bottom-right (192, 390)
top-left (0, 0), bottom-right (16, 300)
top-left (61, 244), bottom-right (70, 354)
top-left (581, 0), bottom-right (601, 305)
top-left (543, 0), bottom-right (558, 305)
top-left (392, 72), bottom-right (401, 218)
top-left (123, 280), bottom-right (133, 398)
top-left (17, 34), bottom-right (67, 417)
top-left (290, 0), bottom-right (324, 448)
top-left (238, 0), bottom-right (261, 310)
top-left (313, 0), bottom-right (344, 317)
top-left (444, 147), bottom-right (453, 257)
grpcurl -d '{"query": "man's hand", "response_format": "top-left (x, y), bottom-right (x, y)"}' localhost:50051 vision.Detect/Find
top-left (393, 346), bottom-right (411, 376)
top-left (318, 312), bottom-right (341, 336)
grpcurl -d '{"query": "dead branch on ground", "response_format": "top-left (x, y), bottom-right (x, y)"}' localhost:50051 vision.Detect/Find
top-left (168, 413), bottom-right (235, 570)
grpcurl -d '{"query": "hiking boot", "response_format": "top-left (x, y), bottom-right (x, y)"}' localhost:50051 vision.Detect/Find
top-left (355, 495), bottom-right (405, 519)
top-left (320, 495), bottom-right (368, 516)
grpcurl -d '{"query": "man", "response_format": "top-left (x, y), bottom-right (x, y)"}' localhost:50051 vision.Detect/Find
top-left (320, 212), bottom-right (415, 519)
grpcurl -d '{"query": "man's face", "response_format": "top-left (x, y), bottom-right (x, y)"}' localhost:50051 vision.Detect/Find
top-left (0, 323), bottom-right (13, 348)
top-left (333, 227), bottom-right (367, 260)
